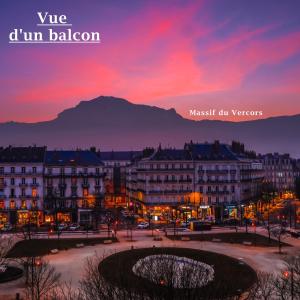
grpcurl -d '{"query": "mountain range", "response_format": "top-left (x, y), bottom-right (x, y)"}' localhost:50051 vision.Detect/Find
top-left (0, 96), bottom-right (299, 157)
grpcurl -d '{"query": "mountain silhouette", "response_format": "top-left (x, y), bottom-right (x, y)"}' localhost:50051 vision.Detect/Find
top-left (0, 96), bottom-right (299, 157)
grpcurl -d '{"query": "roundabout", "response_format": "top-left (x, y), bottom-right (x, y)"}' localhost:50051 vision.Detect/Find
top-left (99, 247), bottom-right (257, 299)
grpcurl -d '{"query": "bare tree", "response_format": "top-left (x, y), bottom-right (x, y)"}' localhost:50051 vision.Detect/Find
top-left (0, 235), bottom-right (14, 266)
top-left (269, 221), bottom-right (287, 254)
top-left (24, 257), bottom-right (61, 300)
top-left (246, 271), bottom-right (276, 300)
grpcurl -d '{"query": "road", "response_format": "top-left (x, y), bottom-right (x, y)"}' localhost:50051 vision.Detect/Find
top-left (1, 227), bottom-right (299, 299)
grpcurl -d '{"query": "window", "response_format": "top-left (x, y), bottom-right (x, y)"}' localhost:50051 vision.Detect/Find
top-left (10, 188), bottom-right (15, 197)
top-left (10, 200), bottom-right (15, 209)
top-left (60, 188), bottom-right (65, 198)
top-left (96, 167), bottom-right (100, 174)
top-left (83, 188), bottom-right (88, 197)
top-left (21, 178), bottom-right (25, 184)
top-left (32, 188), bottom-right (37, 198)
top-left (32, 167), bottom-right (37, 174)
top-left (33, 178), bottom-right (37, 184)
top-left (11, 167), bottom-right (15, 174)
top-left (21, 200), bottom-right (26, 209)
top-left (21, 167), bottom-right (26, 174)
top-left (60, 167), bottom-right (65, 175)
top-left (71, 167), bottom-right (76, 175)
top-left (48, 168), bottom-right (52, 175)
top-left (21, 188), bottom-right (26, 197)
top-left (10, 178), bottom-right (15, 185)
top-left (71, 186), bottom-right (77, 197)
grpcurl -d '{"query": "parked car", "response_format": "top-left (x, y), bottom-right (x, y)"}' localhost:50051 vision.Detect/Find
top-left (57, 223), bottom-right (68, 231)
top-left (69, 224), bottom-right (80, 231)
top-left (1, 224), bottom-right (12, 232)
top-left (137, 222), bottom-right (149, 229)
top-left (181, 221), bottom-right (189, 228)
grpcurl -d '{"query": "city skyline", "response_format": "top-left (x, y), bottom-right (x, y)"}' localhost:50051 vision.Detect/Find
top-left (1, 0), bottom-right (300, 122)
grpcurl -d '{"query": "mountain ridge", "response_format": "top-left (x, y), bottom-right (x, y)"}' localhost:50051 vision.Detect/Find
top-left (0, 96), bottom-right (299, 157)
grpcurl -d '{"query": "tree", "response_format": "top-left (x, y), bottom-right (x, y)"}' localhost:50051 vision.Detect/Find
top-left (260, 182), bottom-right (276, 242)
top-left (246, 271), bottom-right (276, 300)
top-left (25, 257), bottom-right (61, 300)
top-left (0, 235), bottom-right (13, 266)
top-left (269, 220), bottom-right (287, 254)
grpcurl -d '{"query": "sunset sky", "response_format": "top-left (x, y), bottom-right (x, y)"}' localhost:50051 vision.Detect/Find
top-left (0, 0), bottom-right (300, 122)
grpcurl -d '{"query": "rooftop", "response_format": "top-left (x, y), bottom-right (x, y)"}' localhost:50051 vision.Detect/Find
top-left (0, 146), bottom-right (46, 163)
top-left (45, 150), bottom-right (103, 166)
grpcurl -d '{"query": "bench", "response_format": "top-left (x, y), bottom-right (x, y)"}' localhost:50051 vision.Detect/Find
top-left (212, 238), bottom-right (221, 242)
top-left (50, 249), bottom-right (59, 254)
top-left (181, 237), bottom-right (190, 241)
top-left (103, 240), bottom-right (112, 244)
top-left (243, 241), bottom-right (252, 246)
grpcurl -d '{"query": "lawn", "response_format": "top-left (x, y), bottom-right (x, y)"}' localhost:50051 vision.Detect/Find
top-left (167, 232), bottom-right (290, 247)
top-left (99, 247), bottom-right (257, 299)
top-left (0, 266), bottom-right (23, 283)
top-left (7, 237), bottom-right (118, 258)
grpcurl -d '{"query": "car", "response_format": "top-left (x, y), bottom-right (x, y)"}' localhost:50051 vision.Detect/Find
top-left (137, 222), bottom-right (149, 229)
top-left (187, 218), bottom-right (197, 223)
top-left (69, 224), bottom-right (80, 230)
top-left (57, 223), bottom-right (68, 231)
top-left (1, 224), bottom-right (12, 232)
top-left (181, 222), bottom-right (190, 228)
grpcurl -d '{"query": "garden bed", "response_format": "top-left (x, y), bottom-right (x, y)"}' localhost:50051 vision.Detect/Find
top-left (7, 237), bottom-right (118, 258)
top-left (99, 247), bottom-right (257, 299)
top-left (0, 266), bottom-right (23, 283)
top-left (167, 232), bottom-right (290, 247)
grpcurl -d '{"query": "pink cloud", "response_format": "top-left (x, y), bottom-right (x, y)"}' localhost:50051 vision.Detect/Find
top-left (2, 1), bottom-right (300, 122)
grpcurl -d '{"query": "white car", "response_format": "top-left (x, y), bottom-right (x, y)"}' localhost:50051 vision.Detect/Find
top-left (137, 222), bottom-right (149, 229)
top-left (69, 224), bottom-right (80, 230)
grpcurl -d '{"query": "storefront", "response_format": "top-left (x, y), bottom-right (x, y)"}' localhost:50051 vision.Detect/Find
top-left (44, 212), bottom-right (72, 224)
top-left (17, 210), bottom-right (43, 226)
top-left (0, 212), bottom-right (8, 228)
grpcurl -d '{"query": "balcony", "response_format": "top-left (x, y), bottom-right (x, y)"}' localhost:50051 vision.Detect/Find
top-left (179, 179), bottom-right (192, 183)
top-left (30, 183), bottom-right (40, 187)
top-left (206, 190), bottom-right (230, 195)
top-left (82, 183), bottom-right (90, 188)
top-left (19, 183), bottom-right (28, 187)
top-left (206, 170), bottom-right (229, 175)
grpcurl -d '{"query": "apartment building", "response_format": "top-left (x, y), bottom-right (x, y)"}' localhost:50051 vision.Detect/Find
top-left (127, 142), bottom-right (264, 221)
top-left (0, 146), bottom-right (46, 226)
top-left (44, 150), bottom-right (105, 226)
top-left (260, 153), bottom-right (295, 192)
top-left (98, 151), bottom-right (141, 208)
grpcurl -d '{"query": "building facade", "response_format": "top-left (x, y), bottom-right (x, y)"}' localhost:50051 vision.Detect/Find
top-left (260, 153), bottom-right (295, 192)
top-left (98, 151), bottom-right (141, 209)
top-left (127, 142), bottom-right (264, 222)
top-left (44, 151), bottom-right (105, 226)
top-left (0, 146), bottom-right (46, 227)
